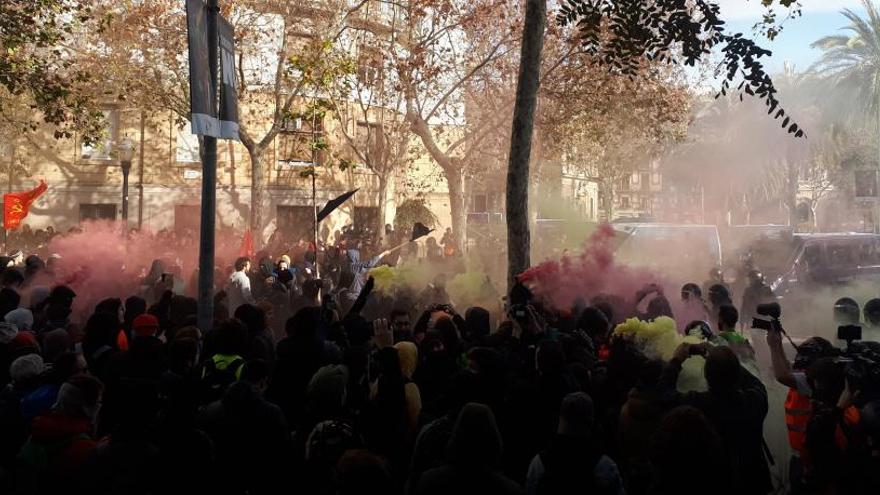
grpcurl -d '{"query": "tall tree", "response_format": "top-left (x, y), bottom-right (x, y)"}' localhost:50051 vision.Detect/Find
top-left (811, 0), bottom-right (880, 171)
top-left (1, 0), bottom-right (103, 139)
top-left (329, 15), bottom-right (414, 234)
top-left (506, 0), bottom-right (546, 288)
top-left (96, 0), bottom-right (367, 238)
top-left (396, 0), bottom-right (522, 249)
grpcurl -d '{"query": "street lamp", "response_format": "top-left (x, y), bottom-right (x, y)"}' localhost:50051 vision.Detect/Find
top-left (117, 136), bottom-right (136, 226)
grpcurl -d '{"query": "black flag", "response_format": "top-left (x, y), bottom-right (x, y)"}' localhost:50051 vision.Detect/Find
top-left (317, 189), bottom-right (358, 223)
top-left (218, 16), bottom-right (239, 139)
top-left (411, 222), bottom-right (434, 241)
top-left (185, 0), bottom-right (219, 137)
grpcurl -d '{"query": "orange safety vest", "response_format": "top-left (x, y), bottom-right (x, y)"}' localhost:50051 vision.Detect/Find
top-left (785, 388), bottom-right (811, 456)
top-left (834, 405), bottom-right (862, 452)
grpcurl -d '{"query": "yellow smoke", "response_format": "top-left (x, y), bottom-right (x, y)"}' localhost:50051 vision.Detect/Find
top-left (448, 271), bottom-right (489, 306)
top-left (614, 316), bottom-right (702, 360)
top-left (613, 316), bottom-right (707, 392)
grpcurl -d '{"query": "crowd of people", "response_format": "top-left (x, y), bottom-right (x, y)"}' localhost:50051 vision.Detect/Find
top-left (0, 235), bottom-right (877, 495)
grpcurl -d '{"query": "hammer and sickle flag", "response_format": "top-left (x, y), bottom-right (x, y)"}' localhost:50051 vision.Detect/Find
top-left (4, 180), bottom-right (47, 230)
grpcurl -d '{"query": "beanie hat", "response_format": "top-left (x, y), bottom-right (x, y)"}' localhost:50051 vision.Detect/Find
top-left (10, 354), bottom-right (45, 385)
top-left (5, 308), bottom-right (34, 332)
top-left (55, 375), bottom-right (104, 420)
top-left (280, 254), bottom-right (291, 265)
top-left (0, 322), bottom-right (18, 344)
top-left (308, 364), bottom-right (349, 414)
top-left (132, 314), bottom-right (160, 337)
top-left (12, 331), bottom-right (40, 355)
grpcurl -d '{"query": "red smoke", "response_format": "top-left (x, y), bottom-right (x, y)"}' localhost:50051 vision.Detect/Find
top-left (39, 221), bottom-right (241, 317)
top-left (519, 223), bottom-right (668, 311)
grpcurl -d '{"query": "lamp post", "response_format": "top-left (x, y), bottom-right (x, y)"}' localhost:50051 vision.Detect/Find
top-left (117, 137), bottom-right (135, 228)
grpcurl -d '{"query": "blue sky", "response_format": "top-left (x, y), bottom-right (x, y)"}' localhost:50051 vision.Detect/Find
top-left (718, 0), bottom-right (866, 74)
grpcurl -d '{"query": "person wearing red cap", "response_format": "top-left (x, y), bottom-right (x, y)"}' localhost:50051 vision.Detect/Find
top-left (132, 314), bottom-right (160, 339)
top-left (100, 314), bottom-right (166, 435)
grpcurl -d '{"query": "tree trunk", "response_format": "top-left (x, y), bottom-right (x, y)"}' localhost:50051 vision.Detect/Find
top-left (602, 180), bottom-right (614, 220)
top-left (377, 173), bottom-right (389, 238)
top-left (786, 159), bottom-right (799, 229)
top-left (506, 0), bottom-right (546, 290)
top-left (248, 146), bottom-right (266, 246)
top-left (446, 167), bottom-right (466, 252)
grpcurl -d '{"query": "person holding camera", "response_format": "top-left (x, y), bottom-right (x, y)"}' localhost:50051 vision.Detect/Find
top-left (661, 342), bottom-right (771, 495)
top-left (763, 306), bottom-right (836, 493)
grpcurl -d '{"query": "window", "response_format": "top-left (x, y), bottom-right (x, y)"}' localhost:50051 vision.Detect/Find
top-left (80, 109), bottom-right (119, 160)
top-left (620, 196), bottom-right (630, 209)
top-left (79, 203), bottom-right (117, 221)
top-left (589, 198), bottom-right (594, 218)
top-left (641, 173), bottom-right (650, 191)
top-left (277, 205), bottom-right (318, 241)
top-left (640, 197), bottom-right (649, 210)
top-left (472, 194), bottom-right (488, 213)
top-left (652, 173), bottom-right (661, 185)
top-left (176, 124), bottom-right (201, 163)
top-left (277, 133), bottom-right (314, 166)
top-left (277, 115), bottom-right (323, 167)
top-left (618, 177), bottom-right (629, 190)
top-left (855, 170), bottom-right (879, 198)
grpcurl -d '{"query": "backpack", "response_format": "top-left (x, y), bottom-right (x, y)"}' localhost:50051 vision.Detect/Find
top-left (199, 357), bottom-right (244, 404)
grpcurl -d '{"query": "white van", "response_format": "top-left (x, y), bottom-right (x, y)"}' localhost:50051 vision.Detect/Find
top-left (611, 223), bottom-right (723, 282)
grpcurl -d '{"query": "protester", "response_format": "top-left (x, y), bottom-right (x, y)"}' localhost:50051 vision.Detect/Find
top-left (0, 235), bottom-right (877, 495)
top-left (415, 402), bottom-right (522, 495)
top-left (227, 257), bottom-right (254, 317)
top-left (662, 344), bottom-right (771, 495)
top-left (526, 392), bottom-right (624, 495)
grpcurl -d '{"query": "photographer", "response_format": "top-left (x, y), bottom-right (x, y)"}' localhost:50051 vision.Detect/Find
top-left (765, 313), bottom-right (835, 491)
top-left (802, 340), bottom-right (880, 495)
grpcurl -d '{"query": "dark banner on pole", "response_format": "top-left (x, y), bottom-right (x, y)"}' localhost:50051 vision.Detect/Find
top-left (186, 0), bottom-right (220, 137)
top-left (218, 16), bottom-right (240, 140)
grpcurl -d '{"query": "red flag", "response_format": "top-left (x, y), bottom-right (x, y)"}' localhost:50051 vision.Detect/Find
top-left (239, 229), bottom-right (254, 257)
top-left (4, 180), bottom-right (47, 230)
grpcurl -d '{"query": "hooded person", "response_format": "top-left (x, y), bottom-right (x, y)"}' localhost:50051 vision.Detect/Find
top-left (0, 322), bottom-right (19, 388)
top-left (344, 247), bottom-right (389, 301)
top-left (6, 307), bottom-right (34, 333)
top-left (199, 359), bottom-right (290, 494)
top-left (0, 354), bottom-right (46, 469)
top-left (17, 374), bottom-right (104, 493)
top-left (415, 402), bottom-right (522, 495)
top-left (299, 365), bottom-right (361, 495)
top-left (527, 392), bottom-right (624, 495)
top-left (24, 255), bottom-right (46, 281)
top-left (0, 287), bottom-right (21, 319)
top-left (394, 341), bottom-right (422, 437)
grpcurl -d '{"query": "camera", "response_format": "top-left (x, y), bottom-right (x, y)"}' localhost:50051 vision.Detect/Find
top-left (756, 302), bottom-right (781, 319)
top-left (752, 302), bottom-right (781, 331)
top-left (839, 341), bottom-right (880, 402)
top-left (510, 304), bottom-right (528, 321)
top-left (837, 324), bottom-right (862, 343)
